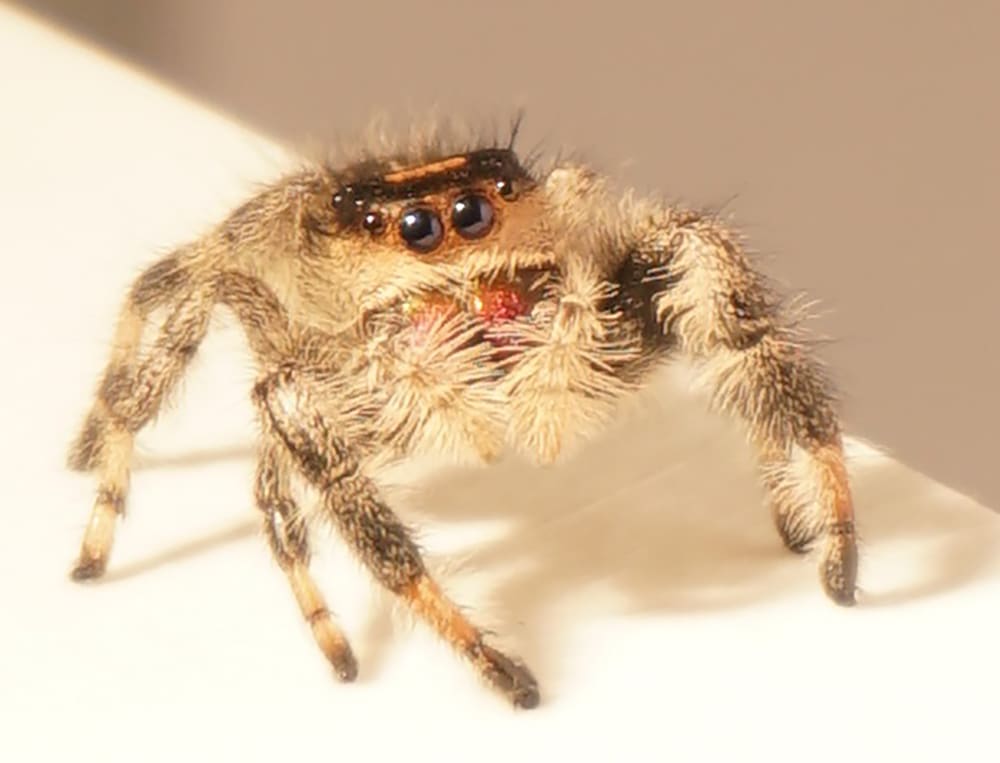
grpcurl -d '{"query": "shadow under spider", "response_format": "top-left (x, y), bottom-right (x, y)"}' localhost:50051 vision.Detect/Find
top-left (119, 376), bottom-right (1000, 684)
top-left (101, 519), bottom-right (258, 583)
top-left (134, 444), bottom-right (256, 472)
top-left (389, 379), bottom-right (1000, 680)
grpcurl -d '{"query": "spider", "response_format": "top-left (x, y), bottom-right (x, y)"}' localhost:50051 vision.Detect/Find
top-left (67, 122), bottom-right (857, 709)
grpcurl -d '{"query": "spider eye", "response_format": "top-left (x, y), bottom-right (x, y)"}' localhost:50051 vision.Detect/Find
top-left (451, 194), bottom-right (494, 239)
top-left (362, 210), bottom-right (385, 234)
top-left (331, 184), bottom-right (354, 208)
top-left (495, 177), bottom-right (519, 201)
top-left (399, 208), bottom-right (444, 253)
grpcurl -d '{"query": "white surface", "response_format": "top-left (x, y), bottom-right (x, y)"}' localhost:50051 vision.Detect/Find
top-left (3, 7), bottom-right (999, 761)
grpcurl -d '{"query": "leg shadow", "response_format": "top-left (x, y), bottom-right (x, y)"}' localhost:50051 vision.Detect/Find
top-left (382, 371), bottom-right (1000, 678)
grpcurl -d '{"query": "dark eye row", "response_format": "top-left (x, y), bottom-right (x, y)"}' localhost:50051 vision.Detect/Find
top-left (356, 178), bottom-right (518, 255)
top-left (394, 194), bottom-right (492, 253)
top-left (381, 193), bottom-right (492, 254)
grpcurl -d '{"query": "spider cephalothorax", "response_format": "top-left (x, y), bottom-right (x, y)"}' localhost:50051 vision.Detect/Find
top-left (322, 147), bottom-right (558, 345)
top-left (68, 124), bottom-right (857, 709)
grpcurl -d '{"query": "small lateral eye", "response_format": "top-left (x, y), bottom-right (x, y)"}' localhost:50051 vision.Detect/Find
top-left (362, 209), bottom-right (385, 234)
top-left (399, 208), bottom-right (444, 253)
top-left (451, 194), bottom-right (494, 239)
top-left (495, 177), bottom-right (519, 201)
top-left (331, 184), bottom-right (354, 208)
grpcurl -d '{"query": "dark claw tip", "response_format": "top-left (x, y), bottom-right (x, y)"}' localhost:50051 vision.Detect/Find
top-left (333, 652), bottom-right (359, 683)
top-left (513, 685), bottom-right (541, 710)
top-left (822, 539), bottom-right (858, 608)
top-left (479, 644), bottom-right (541, 709)
top-left (826, 585), bottom-right (857, 607)
top-left (70, 556), bottom-right (107, 581)
top-left (821, 565), bottom-right (858, 607)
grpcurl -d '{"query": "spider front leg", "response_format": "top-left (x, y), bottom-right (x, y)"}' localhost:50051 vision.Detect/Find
top-left (68, 251), bottom-right (217, 579)
top-left (68, 258), bottom-right (297, 580)
top-left (253, 366), bottom-right (540, 708)
top-left (620, 211), bottom-right (858, 605)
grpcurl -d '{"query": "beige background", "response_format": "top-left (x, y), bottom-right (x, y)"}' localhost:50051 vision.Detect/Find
top-left (19, 0), bottom-right (998, 507)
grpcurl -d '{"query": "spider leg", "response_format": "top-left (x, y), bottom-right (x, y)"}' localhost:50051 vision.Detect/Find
top-left (69, 253), bottom-right (294, 580)
top-left (70, 253), bottom-right (217, 579)
top-left (619, 212), bottom-right (858, 605)
top-left (255, 441), bottom-right (357, 680)
top-left (253, 366), bottom-right (540, 708)
top-left (759, 447), bottom-right (822, 553)
top-left (68, 251), bottom-right (198, 472)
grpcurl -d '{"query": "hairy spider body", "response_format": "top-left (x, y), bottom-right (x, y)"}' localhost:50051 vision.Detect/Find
top-left (68, 126), bottom-right (857, 709)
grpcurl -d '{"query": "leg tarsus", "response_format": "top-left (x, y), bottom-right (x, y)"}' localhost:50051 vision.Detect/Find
top-left (397, 572), bottom-right (539, 708)
top-left (331, 647), bottom-right (359, 682)
top-left (70, 555), bottom-right (107, 581)
top-left (820, 520), bottom-right (858, 606)
top-left (287, 561), bottom-right (358, 681)
top-left (306, 604), bottom-right (358, 681)
top-left (71, 468), bottom-right (127, 582)
top-left (813, 446), bottom-right (859, 606)
top-left (474, 643), bottom-right (540, 709)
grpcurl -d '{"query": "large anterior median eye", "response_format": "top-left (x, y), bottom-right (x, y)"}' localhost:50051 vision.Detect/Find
top-left (451, 194), bottom-right (494, 239)
top-left (399, 208), bottom-right (444, 253)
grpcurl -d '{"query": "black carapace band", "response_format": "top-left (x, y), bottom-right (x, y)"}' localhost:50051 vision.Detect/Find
top-left (331, 148), bottom-right (530, 226)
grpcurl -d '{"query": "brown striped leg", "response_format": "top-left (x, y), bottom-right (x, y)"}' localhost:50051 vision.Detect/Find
top-left (253, 367), bottom-right (540, 708)
top-left (255, 443), bottom-right (357, 680)
top-left (71, 278), bottom-right (215, 580)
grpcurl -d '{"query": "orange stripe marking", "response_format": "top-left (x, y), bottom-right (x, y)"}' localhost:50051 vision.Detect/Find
top-left (383, 155), bottom-right (468, 184)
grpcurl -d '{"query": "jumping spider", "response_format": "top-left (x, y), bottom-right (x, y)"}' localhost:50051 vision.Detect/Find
top-left (68, 124), bottom-right (857, 709)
